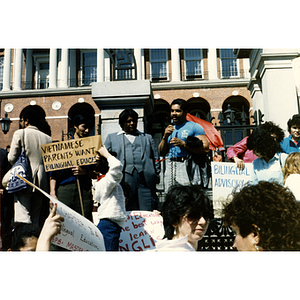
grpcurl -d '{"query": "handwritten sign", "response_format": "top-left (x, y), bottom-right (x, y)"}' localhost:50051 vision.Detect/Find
top-left (40, 135), bottom-right (102, 172)
top-left (211, 161), bottom-right (253, 216)
top-left (118, 211), bottom-right (164, 251)
top-left (16, 175), bottom-right (106, 251)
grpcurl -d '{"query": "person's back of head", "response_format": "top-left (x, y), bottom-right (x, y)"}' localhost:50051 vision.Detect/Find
top-left (95, 151), bottom-right (117, 175)
top-left (162, 184), bottom-right (213, 240)
top-left (223, 181), bottom-right (300, 251)
top-left (259, 121), bottom-right (285, 143)
top-left (283, 152), bottom-right (300, 182)
top-left (2, 222), bottom-right (41, 251)
top-left (20, 108), bottom-right (40, 127)
top-left (247, 128), bottom-right (281, 158)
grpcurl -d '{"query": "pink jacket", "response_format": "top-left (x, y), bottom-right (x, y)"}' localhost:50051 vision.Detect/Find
top-left (226, 136), bottom-right (257, 163)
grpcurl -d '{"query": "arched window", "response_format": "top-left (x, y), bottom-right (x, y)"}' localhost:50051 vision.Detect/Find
top-left (187, 98), bottom-right (211, 121)
top-left (220, 96), bottom-right (251, 147)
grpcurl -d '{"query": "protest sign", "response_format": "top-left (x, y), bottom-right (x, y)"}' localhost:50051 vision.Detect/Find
top-left (211, 161), bottom-right (253, 216)
top-left (40, 135), bottom-right (102, 172)
top-left (16, 175), bottom-right (106, 251)
top-left (118, 211), bottom-right (164, 251)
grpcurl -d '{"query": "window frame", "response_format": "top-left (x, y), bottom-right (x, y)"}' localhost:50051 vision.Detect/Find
top-left (219, 49), bottom-right (239, 79)
top-left (149, 49), bottom-right (169, 81)
top-left (33, 54), bottom-right (50, 89)
top-left (183, 49), bottom-right (203, 80)
top-left (80, 49), bottom-right (97, 86)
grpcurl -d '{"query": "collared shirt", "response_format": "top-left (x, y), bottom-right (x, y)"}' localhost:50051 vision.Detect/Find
top-left (250, 152), bottom-right (288, 185)
top-left (154, 235), bottom-right (195, 251)
top-left (280, 135), bottom-right (300, 154)
top-left (117, 130), bottom-right (141, 144)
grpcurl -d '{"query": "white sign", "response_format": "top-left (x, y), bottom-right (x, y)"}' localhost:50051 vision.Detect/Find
top-left (17, 175), bottom-right (106, 251)
top-left (119, 211), bottom-right (164, 251)
top-left (211, 162), bottom-right (253, 216)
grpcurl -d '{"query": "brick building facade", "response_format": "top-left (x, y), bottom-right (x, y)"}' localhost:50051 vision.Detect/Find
top-left (0, 48), bottom-right (252, 150)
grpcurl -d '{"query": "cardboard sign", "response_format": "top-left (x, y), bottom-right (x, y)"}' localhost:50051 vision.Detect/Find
top-left (16, 175), bottom-right (106, 251)
top-left (211, 161), bottom-right (253, 216)
top-left (118, 211), bottom-right (164, 251)
top-left (40, 135), bottom-right (102, 172)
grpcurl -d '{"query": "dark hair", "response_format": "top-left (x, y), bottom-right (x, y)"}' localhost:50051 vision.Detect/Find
top-left (2, 222), bottom-right (41, 251)
top-left (162, 184), bottom-right (213, 240)
top-left (20, 108), bottom-right (40, 127)
top-left (247, 128), bottom-right (281, 159)
top-left (223, 181), bottom-right (300, 251)
top-left (73, 113), bottom-right (93, 129)
top-left (118, 109), bottom-right (138, 129)
top-left (287, 114), bottom-right (300, 133)
top-left (259, 121), bottom-right (285, 143)
top-left (170, 99), bottom-right (188, 112)
top-left (95, 151), bottom-right (117, 175)
top-left (38, 119), bottom-right (51, 136)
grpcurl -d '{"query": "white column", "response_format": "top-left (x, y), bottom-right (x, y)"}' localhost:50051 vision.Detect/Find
top-left (59, 48), bottom-right (69, 88)
top-left (49, 49), bottom-right (57, 89)
top-left (171, 48), bottom-right (180, 81)
top-left (69, 49), bottom-right (77, 87)
top-left (208, 48), bottom-right (218, 80)
top-left (97, 48), bottom-right (105, 82)
top-left (104, 50), bottom-right (110, 82)
top-left (2, 48), bottom-right (11, 91)
top-left (13, 48), bottom-right (23, 91)
top-left (134, 48), bottom-right (142, 80)
top-left (24, 49), bottom-right (33, 90)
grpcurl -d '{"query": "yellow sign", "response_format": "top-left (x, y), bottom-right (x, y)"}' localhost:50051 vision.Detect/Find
top-left (40, 135), bottom-right (102, 172)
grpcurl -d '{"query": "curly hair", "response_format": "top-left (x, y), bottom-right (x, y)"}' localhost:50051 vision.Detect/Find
top-left (287, 114), bottom-right (300, 133)
top-left (282, 152), bottom-right (300, 183)
top-left (247, 128), bottom-right (281, 159)
top-left (223, 181), bottom-right (300, 251)
top-left (259, 121), bottom-right (285, 143)
top-left (162, 184), bottom-right (213, 240)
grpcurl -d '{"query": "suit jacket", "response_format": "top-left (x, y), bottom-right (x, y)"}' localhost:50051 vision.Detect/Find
top-left (104, 131), bottom-right (160, 188)
top-left (8, 125), bottom-right (52, 192)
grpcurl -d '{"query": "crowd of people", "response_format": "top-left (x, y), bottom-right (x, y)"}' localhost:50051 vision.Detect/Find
top-left (1, 102), bottom-right (300, 251)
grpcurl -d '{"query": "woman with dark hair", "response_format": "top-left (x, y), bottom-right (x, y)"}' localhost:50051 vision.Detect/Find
top-left (223, 181), bottom-right (300, 251)
top-left (50, 112), bottom-right (96, 222)
top-left (247, 128), bottom-right (287, 184)
top-left (156, 184), bottom-right (213, 251)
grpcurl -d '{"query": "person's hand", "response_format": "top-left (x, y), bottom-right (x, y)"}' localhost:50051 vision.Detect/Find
top-left (71, 165), bottom-right (86, 176)
top-left (43, 204), bottom-right (64, 238)
top-left (163, 125), bottom-right (174, 140)
top-left (36, 204), bottom-right (64, 251)
top-left (233, 156), bottom-right (245, 170)
top-left (170, 137), bottom-right (185, 148)
top-left (98, 145), bottom-right (111, 159)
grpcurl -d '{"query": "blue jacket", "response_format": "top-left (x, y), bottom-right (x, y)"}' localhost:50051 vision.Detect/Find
top-left (280, 135), bottom-right (300, 154)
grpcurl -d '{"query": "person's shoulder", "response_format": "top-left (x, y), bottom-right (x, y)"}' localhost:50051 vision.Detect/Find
top-left (186, 120), bottom-right (204, 131)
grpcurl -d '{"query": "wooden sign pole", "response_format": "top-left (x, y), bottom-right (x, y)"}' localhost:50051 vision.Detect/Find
top-left (76, 178), bottom-right (85, 217)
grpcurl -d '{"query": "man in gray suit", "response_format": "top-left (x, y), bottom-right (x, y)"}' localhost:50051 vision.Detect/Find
top-left (104, 109), bottom-right (160, 211)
